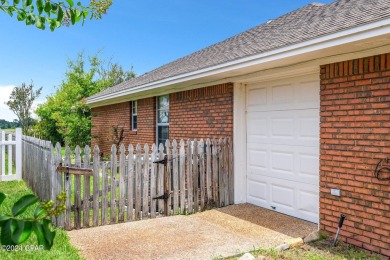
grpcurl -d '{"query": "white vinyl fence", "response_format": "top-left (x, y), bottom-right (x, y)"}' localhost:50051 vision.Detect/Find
top-left (0, 128), bottom-right (22, 181)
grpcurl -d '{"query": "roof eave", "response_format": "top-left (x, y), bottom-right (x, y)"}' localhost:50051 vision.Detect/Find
top-left (87, 17), bottom-right (390, 108)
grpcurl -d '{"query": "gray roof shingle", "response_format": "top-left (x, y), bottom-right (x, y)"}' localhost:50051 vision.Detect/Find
top-left (89, 0), bottom-right (390, 101)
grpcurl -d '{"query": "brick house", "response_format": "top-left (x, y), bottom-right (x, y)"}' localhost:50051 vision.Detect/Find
top-left (87, 0), bottom-right (390, 256)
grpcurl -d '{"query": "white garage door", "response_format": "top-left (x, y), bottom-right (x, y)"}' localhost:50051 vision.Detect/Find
top-left (246, 75), bottom-right (319, 223)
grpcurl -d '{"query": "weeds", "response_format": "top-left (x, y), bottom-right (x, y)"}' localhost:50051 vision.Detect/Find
top-left (224, 235), bottom-right (381, 260)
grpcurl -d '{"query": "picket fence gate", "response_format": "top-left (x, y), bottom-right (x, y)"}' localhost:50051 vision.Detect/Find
top-left (22, 136), bottom-right (233, 230)
top-left (0, 128), bottom-right (21, 181)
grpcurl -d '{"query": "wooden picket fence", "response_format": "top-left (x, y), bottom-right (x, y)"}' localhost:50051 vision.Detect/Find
top-left (22, 135), bottom-right (58, 206)
top-left (22, 136), bottom-right (233, 230)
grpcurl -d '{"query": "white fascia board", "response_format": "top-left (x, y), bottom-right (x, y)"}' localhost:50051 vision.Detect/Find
top-left (87, 18), bottom-right (390, 106)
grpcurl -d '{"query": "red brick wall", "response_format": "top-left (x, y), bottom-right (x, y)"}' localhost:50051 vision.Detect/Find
top-left (170, 83), bottom-right (233, 141)
top-left (128, 97), bottom-right (156, 148)
top-left (320, 53), bottom-right (390, 257)
top-left (91, 102), bottom-right (131, 156)
top-left (91, 84), bottom-right (233, 155)
top-left (91, 97), bottom-right (156, 156)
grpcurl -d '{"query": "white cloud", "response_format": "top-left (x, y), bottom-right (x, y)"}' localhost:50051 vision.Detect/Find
top-left (31, 99), bottom-right (46, 119)
top-left (0, 85), bottom-right (14, 108)
top-left (0, 85), bottom-right (45, 121)
top-left (0, 85), bottom-right (17, 121)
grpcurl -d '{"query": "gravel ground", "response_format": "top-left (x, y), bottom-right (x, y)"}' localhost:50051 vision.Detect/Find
top-left (68, 204), bottom-right (317, 260)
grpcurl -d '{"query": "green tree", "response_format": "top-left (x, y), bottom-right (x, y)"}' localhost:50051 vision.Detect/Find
top-left (5, 82), bottom-right (42, 134)
top-left (35, 52), bottom-right (135, 147)
top-left (0, 191), bottom-right (66, 250)
top-left (0, 119), bottom-right (20, 129)
top-left (0, 0), bottom-right (112, 31)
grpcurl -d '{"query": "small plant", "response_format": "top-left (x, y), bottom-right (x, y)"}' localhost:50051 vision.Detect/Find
top-left (207, 199), bottom-right (217, 209)
top-left (0, 191), bottom-right (66, 250)
top-left (110, 125), bottom-right (125, 147)
top-left (319, 231), bottom-right (329, 240)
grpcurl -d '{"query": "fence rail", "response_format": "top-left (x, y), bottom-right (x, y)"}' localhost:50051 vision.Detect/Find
top-left (0, 128), bottom-right (21, 181)
top-left (22, 136), bottom-right (233, 230)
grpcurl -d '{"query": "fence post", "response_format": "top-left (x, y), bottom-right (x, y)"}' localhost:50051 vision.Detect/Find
top-left (149, 144), bottom-right (156, 219)
top-left (119, 144), bottom-right (126, 222)
top-left (55, 143), bottom-right (64, 228)
top-left (64, 146), bottom-right (72, 230)
top-left (193, 139), bottom-right (199, 213)
top-left (7, 134), bottom-right (12, 176)
top-left (93, 145), bottom-right (100, 227)
top-left (110, 144), bottom-right (118, 223)
top-left (127, 144), bottom-right (135, 221)
top-left (179, 140), bottom-right (186, 214)
top-left (83, 145), bottom-right (91, 228)
top-left (1, 131), bottom-right (5, 176)
top-left (186, 139), bottom-right (193, 213)
top-left (142, 144), bottom-right (149, 219)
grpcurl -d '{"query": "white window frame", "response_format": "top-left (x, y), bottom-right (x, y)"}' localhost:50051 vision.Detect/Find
top-left (131, 100), bottom-right (137, 131)
top-left (156, 95), bottom-right (169, 146)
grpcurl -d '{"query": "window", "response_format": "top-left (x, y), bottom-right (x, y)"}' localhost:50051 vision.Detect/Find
top-left (157, 95), bottom-right (169, 146)
top-left (131, 100), bottom-right (137, 131)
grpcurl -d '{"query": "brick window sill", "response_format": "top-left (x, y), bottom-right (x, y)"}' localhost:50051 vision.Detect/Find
top-left (129, 131), bottom-right (137, 135)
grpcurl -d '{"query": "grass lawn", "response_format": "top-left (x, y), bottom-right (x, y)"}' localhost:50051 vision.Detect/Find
top-left (2, 151), bottom-right (16, 175)
top-left (229, 234), bottom-right (381, 260)
top-left (1, 129), bottom-right (16, 134)
top-left (0, 181), bottom-right (83, 260)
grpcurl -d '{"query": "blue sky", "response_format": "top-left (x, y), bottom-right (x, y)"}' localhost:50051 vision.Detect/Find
top-left (0, 0), bottom-right (333, 121)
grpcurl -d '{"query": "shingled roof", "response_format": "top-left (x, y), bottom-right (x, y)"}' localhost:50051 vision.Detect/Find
top-left (89, 0), bottom-right (390, 101)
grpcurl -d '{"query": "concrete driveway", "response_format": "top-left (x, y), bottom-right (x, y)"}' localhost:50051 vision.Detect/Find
top-left (68, 204), bottom-right (317, 259)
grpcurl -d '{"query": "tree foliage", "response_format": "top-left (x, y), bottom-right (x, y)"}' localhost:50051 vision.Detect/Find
top-left (0, 0), bottom-right (112, 31)
top-left (0, 119), bottom-right (20, 129)
top-left (0, 191), bottom-right (66, 250)
top-left (35, 52), bottom-right (135, 147)
top-left (5, 82), bottom-right (42, 134)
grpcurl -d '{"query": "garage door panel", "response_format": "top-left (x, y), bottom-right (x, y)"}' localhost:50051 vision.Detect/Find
top-left (271, 150), bottom-right (294, 176)
top-left (246, 75), bottom-right (319, 223)
top-left (247, 76), bottom-right (319, 112)
top-left (247, 180), bottom-right (267, 203)
top-left (248, 144), bottom-right (319, 185)
top-left (299, 117), bottom-right (319, 139)
top-left (297, 79), bottom-right (320, 104)
top-left (294, 184), bottom-right (319, 223)
top-left (247, 87), bottom-right (267, 107)
top-left (248, 149), bottom-right (267, 169)
top-left (247, 109), bottom-right (319, 147)
top-left (247, 175), bottom-right (319, 223)
top-left (299, 154), bottom-right (319, 179)
top-left (271, 83), bottom-right (294, 105)
top-left (271, 184), bottom-right (295, 209)
top-left (297, 189), bottom-right (319, 216)
top-left (247, 176), bottom-right (319, 222)
top-left (271, 117), bottom-right (294, 137)
top-left (247, 118), bottom-right (267, 137)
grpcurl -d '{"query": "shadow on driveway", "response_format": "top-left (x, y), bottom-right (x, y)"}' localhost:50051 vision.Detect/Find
top-left (217, 203), bottom-right (317, 238)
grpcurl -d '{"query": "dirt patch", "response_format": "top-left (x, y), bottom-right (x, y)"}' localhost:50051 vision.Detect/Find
top-left (68, 204), bottom-right (317, 260)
